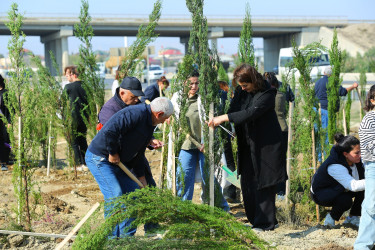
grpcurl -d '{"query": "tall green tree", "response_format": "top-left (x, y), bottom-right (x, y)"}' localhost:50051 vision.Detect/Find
top-left (74, 0), bottom-right (105, 138)
top-left (188, 0), bottom-right (223, 204)
top-left (327, 29), bottom-right (343, 143)
top-left (288, 41), bottom-right (322, 217)
top-left (6, 3), bottom-right (60, 230)
top-left (167, 0), bottom-right (223, 207)
top-left (217, 63), bottom-right (229, 84)
top-left (238, 3), bottom-right (256, 68)
top-left (359, 68), bottom-right (367, 118)
top-left (30, 53), bottom-right (62, 167)
top-left (344, 92), bottom-right (352, 135)
top-left (119, 0), bottom-right (162, 79)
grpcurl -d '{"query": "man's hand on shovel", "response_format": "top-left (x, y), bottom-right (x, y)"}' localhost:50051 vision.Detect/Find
top-left (109, 153), bottom-right (146, 188)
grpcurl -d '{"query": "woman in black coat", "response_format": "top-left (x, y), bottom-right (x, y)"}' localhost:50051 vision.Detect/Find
top-left (208, 64), bottom-right (287, 231)
top-left (0, 74), bottom-right (11, 171)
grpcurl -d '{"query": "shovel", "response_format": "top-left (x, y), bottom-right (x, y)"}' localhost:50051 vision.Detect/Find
top-left (222, 165), bottom-right (241, 188)
top-left (117, 162), bottom-right (145, 188)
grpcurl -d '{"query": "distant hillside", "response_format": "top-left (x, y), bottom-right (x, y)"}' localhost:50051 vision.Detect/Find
top-left (338, 23), bottom-right (375, 52)
top-left (319, 23), bottom-right (375, 56)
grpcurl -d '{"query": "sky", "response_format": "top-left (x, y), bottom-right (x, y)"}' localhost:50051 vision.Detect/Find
top-left (0, 0), bottom-right (374, 57)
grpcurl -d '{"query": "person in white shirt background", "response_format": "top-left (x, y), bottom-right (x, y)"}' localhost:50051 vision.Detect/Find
top-left (111, 65), bottom-right (122, 96)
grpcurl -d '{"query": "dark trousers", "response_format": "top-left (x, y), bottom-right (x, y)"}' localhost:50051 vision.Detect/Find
top-left (241, 173), bottom-right (278, 230)
top-left (72, 123), bottom-right (87, 166)
top-left (127, 151), bottom-right (158, 232)
top-left (312, 189), bottom-right (364, 220)
top-left (0, 121), bottom-right (10, 163)
top-left (240, 147), bottom-right (277, 230)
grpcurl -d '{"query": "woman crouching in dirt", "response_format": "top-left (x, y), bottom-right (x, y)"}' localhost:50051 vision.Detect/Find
top-left (310, 133), bottom-right (365, 228)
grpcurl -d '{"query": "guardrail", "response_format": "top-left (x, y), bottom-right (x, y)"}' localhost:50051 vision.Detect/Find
top-left (0, 13), bottom-right (374, 26)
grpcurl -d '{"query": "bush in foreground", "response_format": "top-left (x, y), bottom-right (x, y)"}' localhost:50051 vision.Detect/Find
top-left (72, 187), bottom-right (268, 249)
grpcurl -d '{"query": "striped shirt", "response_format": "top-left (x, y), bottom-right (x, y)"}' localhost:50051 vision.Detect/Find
top-left (359, 111), bottom-right (375, 163)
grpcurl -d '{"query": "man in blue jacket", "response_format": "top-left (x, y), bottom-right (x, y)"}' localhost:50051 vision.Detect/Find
top-left (86, 97), bottom-right (174, 237)
top-left (141, 76), bottom-right (169, 104)
top-left (97, 76), bottom-right (162, 195)
top-left (315, 66), bottom-right (358, 159)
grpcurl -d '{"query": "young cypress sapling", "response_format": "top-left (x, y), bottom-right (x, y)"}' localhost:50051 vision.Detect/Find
top-left (74, 0), bottom-right (105, 138)
top-left (327, 28), bottom-right (343, 143)
top-left (238, 3), bottom-right (256, 68)
top-left (118, 0), bottom-right (162, 80)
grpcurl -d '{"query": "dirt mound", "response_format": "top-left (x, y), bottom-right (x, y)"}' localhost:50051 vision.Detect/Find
top-left (40, 193), bottom-right (73, 214)
top-left (338, 23), bottom-right (375, 51)
top-left (255, 224), bottom-right (358, 250)
top-left (311, 243), bottom-right (352, 250)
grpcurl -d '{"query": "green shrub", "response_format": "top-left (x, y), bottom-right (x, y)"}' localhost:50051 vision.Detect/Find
top-left (72, 188), bottom-right (268, 250)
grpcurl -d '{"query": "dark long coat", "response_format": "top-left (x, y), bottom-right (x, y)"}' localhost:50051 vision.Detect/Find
top-left (227, 83), bottom-right (288, 190)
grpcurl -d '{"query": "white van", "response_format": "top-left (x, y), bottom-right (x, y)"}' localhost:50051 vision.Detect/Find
top-left (278, 47), bottom-right (330, 81)
top-left (96, 62), bottom-right (106, 77)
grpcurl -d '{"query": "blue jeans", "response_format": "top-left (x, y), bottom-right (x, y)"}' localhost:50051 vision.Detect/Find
top-left (176, 149), bottom-right (229, 212)
top-left (314, 108), bottom-right (328, 162)
top-left (354, 162), bottom-right (375, 250)
top-left (85, 149), bottom-right (139, 237)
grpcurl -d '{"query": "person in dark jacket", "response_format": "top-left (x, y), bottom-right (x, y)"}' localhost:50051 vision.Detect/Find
top-left (278, 81), bottom-right (294, 103)
top-left (85, 97), bottom-right (173, 237)
top-left (141, 76), bottom-right (169, 104)
top-left (0, 74), bottom-right (11, 171)
top-left (98, 76), bottom-right (144, 127)
top-left (315, 66), bottom-right (358, 159)
top-left (63, 66), bottom-right (89, 170)
top-left (97, 76), bottom-right (162, 212)
top-left (208, 64), bottom-right (287, 231)
top-left (264, 72), bottom-right (289, 197)
top-left (311, 133), bottom-right (364, 228)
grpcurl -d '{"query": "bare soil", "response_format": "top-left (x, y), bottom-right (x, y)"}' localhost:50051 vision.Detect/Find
top-left (0, 145), bottom-right (359, 249)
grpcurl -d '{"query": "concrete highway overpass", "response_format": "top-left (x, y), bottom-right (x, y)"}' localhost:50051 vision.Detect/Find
top-left (0, 14), bottom-right (373, 74)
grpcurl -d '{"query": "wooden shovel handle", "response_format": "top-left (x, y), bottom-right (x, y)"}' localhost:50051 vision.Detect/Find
top-left (117, 162), bottom-right (145, 188)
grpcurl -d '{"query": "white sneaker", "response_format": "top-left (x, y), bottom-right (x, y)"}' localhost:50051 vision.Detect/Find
top-left (252, 227), bottom-right (264, 232)
top-left (75, 165), bottom-right (88, 171)
top-left (343, 216), bottom-right (360, 227)
top-left (323, 213), bottom-right (335, 227)
top-left (75, 166), bottom-right (83, 171)
top-left (81, 164), bottom-right (89, 171)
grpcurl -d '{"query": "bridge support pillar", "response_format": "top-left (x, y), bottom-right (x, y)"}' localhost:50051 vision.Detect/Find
top-left (209, 27), bottom-right (223, 51)
top-left (180, 37), bottom-right (189, 55)
top-left (41, 26), bottom-right (73, 76)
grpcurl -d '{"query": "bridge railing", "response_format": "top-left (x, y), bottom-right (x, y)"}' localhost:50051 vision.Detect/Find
top-left (1, 13), bottom-right (374, 24)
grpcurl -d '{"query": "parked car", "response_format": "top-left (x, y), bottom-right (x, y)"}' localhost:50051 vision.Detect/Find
top-left (95, 62), bottom-right (106, 78)
top-left (273, 66), bottom-right (279, 74)
top-left (143, 64), bottom-right (164, 83)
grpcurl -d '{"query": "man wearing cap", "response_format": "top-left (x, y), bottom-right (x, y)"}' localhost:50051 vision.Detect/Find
top-left (98, 76), bottom-right (145, 127)
top-left (97, 75), bottom-right (163, 178)
top-left (314, 66), bottom-right (358, 157)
